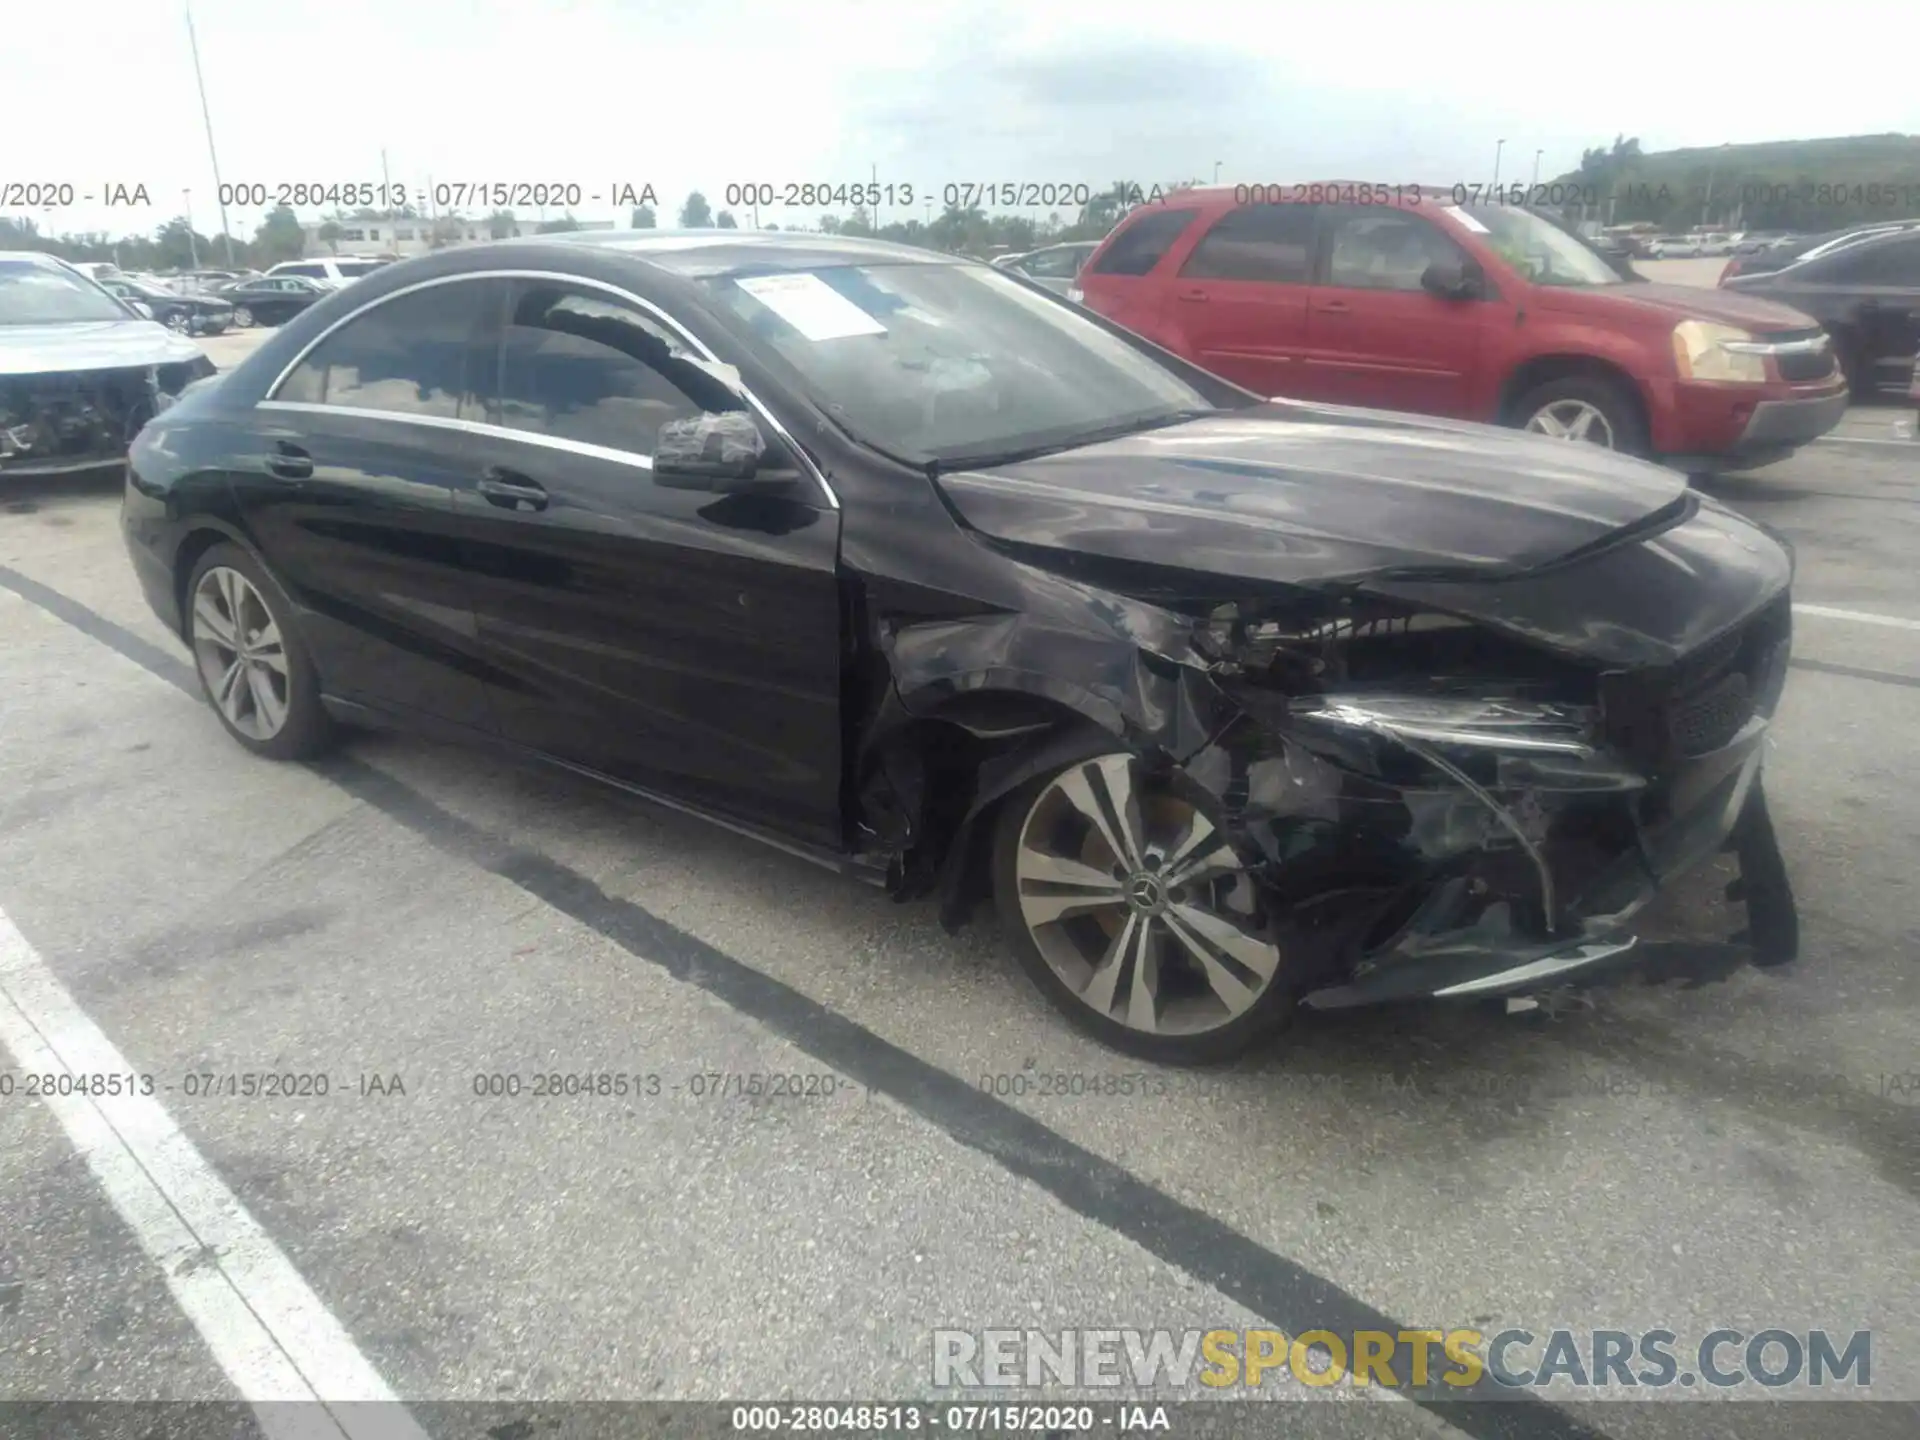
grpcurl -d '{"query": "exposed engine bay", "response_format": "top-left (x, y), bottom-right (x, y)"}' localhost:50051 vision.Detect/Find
top-left (0, 360), bottom-right (209, 476)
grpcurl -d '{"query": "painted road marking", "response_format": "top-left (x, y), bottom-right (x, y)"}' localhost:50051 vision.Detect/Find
top-left (1795, 604), bottom-right (1920, 632)
top-left (0, 904), bottom-right (428, 1440)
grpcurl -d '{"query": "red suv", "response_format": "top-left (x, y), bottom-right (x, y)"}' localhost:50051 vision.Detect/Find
top-left (1074, 187), bottom-right (1848, 473)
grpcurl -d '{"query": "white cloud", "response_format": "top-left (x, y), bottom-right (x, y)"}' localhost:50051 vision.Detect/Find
top-left (4, 0), bottom-right (1912, 239)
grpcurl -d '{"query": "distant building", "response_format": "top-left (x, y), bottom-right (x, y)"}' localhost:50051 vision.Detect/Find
top-left (298, 218), bottom-right (614, 258)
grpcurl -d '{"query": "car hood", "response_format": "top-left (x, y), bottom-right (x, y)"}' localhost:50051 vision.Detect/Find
top-left (1530, 280), bottom-right (1816, 332)
top-left (0, 320), bottom-right (204, 377)
top-left (938, 403), bottom-right (1690, 584)
top-left (936, 404), bottom-right (1789, 667)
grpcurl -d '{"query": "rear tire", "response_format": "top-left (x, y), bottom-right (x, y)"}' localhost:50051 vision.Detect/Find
top-left (991, 753), bottom-right (1297, 1065)
top-left (185, 543), bottom-right (335, 762)
top-left (1511, 375), bottom-right (1648, 456)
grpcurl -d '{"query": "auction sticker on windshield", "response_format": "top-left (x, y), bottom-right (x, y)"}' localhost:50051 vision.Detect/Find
top-left (1444, 206), bottom-right (1491, 234)
top-left (736, 273), bottom-right (887, 341)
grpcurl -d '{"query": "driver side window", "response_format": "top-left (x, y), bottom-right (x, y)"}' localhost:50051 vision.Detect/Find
top-left (1324, 209), bottom-right (1466, 292)
top-left (491, 282), bottom-right (737, 457)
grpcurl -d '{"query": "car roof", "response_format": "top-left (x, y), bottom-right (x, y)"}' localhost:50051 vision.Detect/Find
top-left (538, 227), bottom-right (958, 277)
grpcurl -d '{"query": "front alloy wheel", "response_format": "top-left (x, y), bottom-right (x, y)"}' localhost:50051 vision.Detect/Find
top-left (994, 754), bottom-right (1293, 1063)
top-left (163, 309), bottom-right (191, 333)
top-left (1524, 399), bottom-right (1615, 446)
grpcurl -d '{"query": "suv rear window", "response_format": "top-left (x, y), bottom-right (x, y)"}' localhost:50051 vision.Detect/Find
top-left (1090, 208), bottom-right (1199, 276)
top-left (1180, 204), bottom-right (1314, 283)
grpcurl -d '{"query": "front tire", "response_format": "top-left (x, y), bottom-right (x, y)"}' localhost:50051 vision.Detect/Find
top-left (1512, 375), bottom-right (1648, 455)
top-left (233, 305), bottom-right (254, 328)
top-left (992, 753), bottom-right (1297, 1064)
top-left (186, 543), bottom-right (334, 761)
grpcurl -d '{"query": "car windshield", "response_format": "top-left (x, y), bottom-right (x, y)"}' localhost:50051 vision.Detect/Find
top-left (1455, 204), bottom-right (1625, 287)
top-left (698, 261), bottom-right (1235, 465)
top-left (0, 259), bottom-right (134, 323)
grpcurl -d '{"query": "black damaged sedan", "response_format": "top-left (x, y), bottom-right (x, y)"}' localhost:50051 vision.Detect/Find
top-left (122, 231), bottom-right (1799, 1063)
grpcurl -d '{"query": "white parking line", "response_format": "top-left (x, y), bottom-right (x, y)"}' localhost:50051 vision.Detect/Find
top-left (1794, 603), bottom-right (1920, 632)
top-left (0, 904), bottom-right (428, 1440)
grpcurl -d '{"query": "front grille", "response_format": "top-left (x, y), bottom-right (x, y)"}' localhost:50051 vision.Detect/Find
top-left (1599, 595), bottom-right (1788, 768)
top-left (1759, 329), bottom-right (1837, 383)
top-left (1778, 349), bottom-right (1836, 382)
top-left (1668, 670), bottom-right (1754, 755)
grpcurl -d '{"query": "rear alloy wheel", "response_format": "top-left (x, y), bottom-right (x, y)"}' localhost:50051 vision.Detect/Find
top-left (187, 544), bottom-right (333, 761)
top-left (993, 753), bottom-right (1294, 1064)
top-left (163, 309), bottom-right (191, 333)
top-left (1513, 375), bottom-right (1647, 456)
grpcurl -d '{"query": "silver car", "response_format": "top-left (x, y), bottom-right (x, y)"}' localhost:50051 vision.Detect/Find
top-left (1, 251), bottom-right (213, 477)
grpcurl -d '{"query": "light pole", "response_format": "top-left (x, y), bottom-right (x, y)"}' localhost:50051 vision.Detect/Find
top-left (183, 0), bottom-right (236, 264)
top-left (1492, 139), bottom-right (1506, 192)
top-left (1531, 149), bottom-right (1543, 189)
top-left (183, 189), bottom-right (199, 266)
top-left (1213, 160), bottom-right (1222, 184)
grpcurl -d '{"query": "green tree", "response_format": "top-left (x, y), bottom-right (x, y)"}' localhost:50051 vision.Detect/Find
top-left (154, 217), bottom-right (208, 269)
top-left (316, 219), bottom-right (343, 254)
top-left (537, 213), bottom-right (584, 233)
top-left (630, 204), bottom-right (657, 228)
top-left (487, 209), bottom-right (518, 240)
top-left (248, 206), bottom-right (305, 264)
top-left (679, 191), bottom-right (712, 227)
top-left (716, 210), bottom-right (739, 229)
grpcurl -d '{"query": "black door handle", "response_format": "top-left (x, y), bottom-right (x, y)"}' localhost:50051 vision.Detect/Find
top-left (266, 441), bottom-right (312, 480)
top-left (478, 468), bottom-right (549, 511)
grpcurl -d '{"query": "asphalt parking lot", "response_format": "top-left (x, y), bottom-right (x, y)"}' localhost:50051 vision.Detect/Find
top-left (1, 313), bottom-right (1916, 1440)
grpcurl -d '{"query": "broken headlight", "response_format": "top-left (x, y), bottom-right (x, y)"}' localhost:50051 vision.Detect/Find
top-left (1291, 694), bottom-right (1596, 756)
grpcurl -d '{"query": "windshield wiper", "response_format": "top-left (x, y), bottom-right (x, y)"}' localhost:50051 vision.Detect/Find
top-left (928, 408), bottom-right (1215, 478)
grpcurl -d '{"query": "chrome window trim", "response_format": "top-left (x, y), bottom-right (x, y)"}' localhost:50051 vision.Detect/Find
top-left (260, 267), bottom-right (837, 508)
top-left (254, 400), bottom-right (656, 471)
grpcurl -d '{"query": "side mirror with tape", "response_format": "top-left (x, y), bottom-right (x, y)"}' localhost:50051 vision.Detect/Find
top-left (652, 411), bottom-right (797, 495)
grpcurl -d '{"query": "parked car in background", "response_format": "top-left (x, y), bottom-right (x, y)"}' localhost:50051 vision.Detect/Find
top-left (0, 251), bottom-right (214, 478)
top-left (1073, 186), bottom-right (1846, 474)
top-left (96, 275), bottom-right (235, 336)
top-left (1647, 236), bottom-right (1703, 259)
top-left (1720, 219), bottom-right (1920, 283)
top-left (266, 257), bottom-right (391, 290)
top-left (1722, 227), bottom-right (1920, 396)
top-left (67, 261), bottom-right (124, 282)
top-left (998, 241), bottom-right (1101, 296)
top-left (220, 275), bottom-right (330, 328)
top-left (121, 228), bottom-right (1800, 1061)
top-left (1734, 231), bottom-right (1796, 255)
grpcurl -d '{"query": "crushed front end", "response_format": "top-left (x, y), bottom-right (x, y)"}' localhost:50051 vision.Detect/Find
top-left (1181, 585), bottom-right (1797, 1008)
top-left (0, 360), bottom-right (211, 477)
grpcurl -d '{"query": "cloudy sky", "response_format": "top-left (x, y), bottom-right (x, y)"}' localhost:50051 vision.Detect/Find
top-left (5, 0), bottom-right (1914, 239)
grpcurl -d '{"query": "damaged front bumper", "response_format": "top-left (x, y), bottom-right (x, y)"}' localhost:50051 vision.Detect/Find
top-left (0, 359), bottom-right (213, 478)
top-left (1181, 603), bottom-right (1798, 1008)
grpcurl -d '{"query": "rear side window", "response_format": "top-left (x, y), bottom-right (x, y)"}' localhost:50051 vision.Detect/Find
top-left (275, 280), bottom-right (495, 418)
top-left (1180, 204), bottom-right (1314, 283)
top-left (1812, 234), bottom-right (1920, 284)
top-left (1090, 208), bottom-right (1199, 276)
